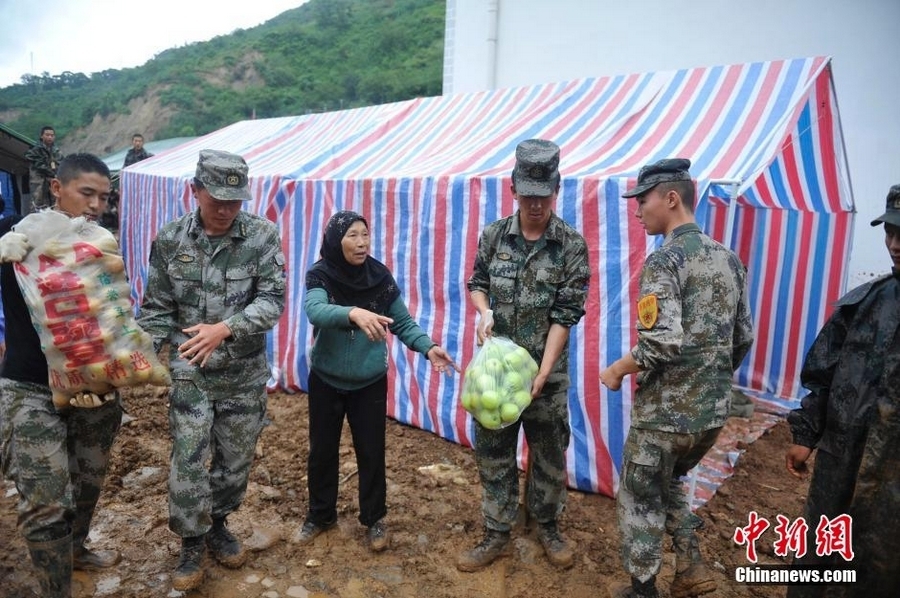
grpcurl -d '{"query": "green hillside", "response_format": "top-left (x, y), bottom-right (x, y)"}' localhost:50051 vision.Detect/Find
top-left (0, 0), bottom-right (445, 151)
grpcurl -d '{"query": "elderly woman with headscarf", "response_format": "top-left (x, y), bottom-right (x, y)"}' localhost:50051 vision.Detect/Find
top-left (296, 210), bottom-right (460, 552)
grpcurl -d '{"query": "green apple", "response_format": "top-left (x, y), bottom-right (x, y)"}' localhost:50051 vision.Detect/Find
top-left (513, 345), bottom-right (531, 360)
top-left (460, 392), bottom-right (474, 411)
top-left (483, 357), bottom-right (504, 377)
top-left (477, 374), bottom-right (497, 393)
top-left (499, 402), bottom-right (520, 423)
top-left (503, 351), bottom-right (524, 371)
top-left (511, 389), bottom-right (532, 410)
top-left (480, 389), bottom-right (501, 410)
top-left (482, 342), bottom-right (504, 361)
top-left (477, 409), bottom-right (502, 430)
top-left (503, 371), bottom-right (525, 393)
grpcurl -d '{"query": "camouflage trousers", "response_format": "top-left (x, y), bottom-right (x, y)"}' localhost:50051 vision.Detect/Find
top-left (617, 426), bottom-right (721, 583)
top-left (0, 378), bottom-right (122, 542)
top-left (29, 178), bottom-right (53, 212)
top-left (167, 357), bottom-right (268, 537)
top-left (474, 380), bottom-right (570, 531)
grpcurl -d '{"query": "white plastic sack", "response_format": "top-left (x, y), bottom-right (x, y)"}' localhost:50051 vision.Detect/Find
top-left (12, 210), bottom-right (170, 408)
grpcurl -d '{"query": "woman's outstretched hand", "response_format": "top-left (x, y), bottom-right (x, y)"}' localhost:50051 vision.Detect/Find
top-left (427, 345), bottom-right (461, 377)
top-left (349, 307), bottom-right (394, 341)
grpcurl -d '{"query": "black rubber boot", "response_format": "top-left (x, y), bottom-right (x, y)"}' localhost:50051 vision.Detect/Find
top-left (172, 535), bottom-right (205, 591)
top-left (206, 516), bottom-right (247, 568)
top-left (26, 533), bottom-right (73, 598)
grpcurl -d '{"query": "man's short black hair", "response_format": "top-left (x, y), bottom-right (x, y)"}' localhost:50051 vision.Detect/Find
top-left (132, 133), bottom-right (144, 140)
top-left (40, 125), bottom-right (55, 136)
top-left (657, 180), bottom-right (697, 212)
top-left (57, 153), bottom-right (111, 184)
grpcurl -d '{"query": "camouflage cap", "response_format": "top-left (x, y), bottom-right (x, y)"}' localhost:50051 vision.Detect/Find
top-left (622, 158), bottom-right (693, 198)
top-left (870, 184), bottom-right (900, 227)
top-left (194, 149), bottom-right (252, 201)
top-left (512, 139), bottom-right (561, 198)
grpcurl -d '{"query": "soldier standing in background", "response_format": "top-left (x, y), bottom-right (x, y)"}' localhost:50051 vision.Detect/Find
top-left (600, 158), bottom-right (754, 598)
top-left (458, 138), bottom-right (591, 573)
top-left (138, 149), bottom-right (286, 592)
top-left (24, 125), bottom-right (64, 211)
top-left (123, 133), bottom-right (153, 167)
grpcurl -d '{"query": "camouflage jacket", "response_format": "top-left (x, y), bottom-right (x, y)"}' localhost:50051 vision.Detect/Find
top-left (123, 148), bottom-right (153, 167)
top-left (24, 142), bottom-right (63, 182)
top-left (138, 209), bottom-right (286, 377)
top-left (788, 272), bottom-right (900, 454)
top-left (631, 223), bottom-right (753, 433)
top-left (467, 211), bottom-right (590, 375)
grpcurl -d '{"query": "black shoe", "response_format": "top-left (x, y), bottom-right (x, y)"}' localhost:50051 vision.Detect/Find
top-left (172, 536), bottom-right (205, 592)
top-left (293, 518), bottom-right (336, 545)
top-left (366, 520), bottom-right (388, 552)
top-left (206, 517), bottom-right (246, 568)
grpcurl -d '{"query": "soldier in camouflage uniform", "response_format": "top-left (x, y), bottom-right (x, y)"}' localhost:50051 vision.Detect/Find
top-left (0, 154), bottom-right (123, 598)
top-left (123, 133), bottom-right (154, 168)
top-left (458, 139), bottom-right (590, 572)
top-left (24, 125), bottom-right (64, 212)
top-left (139, 149), bottom-right (286, 592)
top-left (784, 184), bottom-right (900, 598)
top-left (601, 158), bottom-right (754, 598)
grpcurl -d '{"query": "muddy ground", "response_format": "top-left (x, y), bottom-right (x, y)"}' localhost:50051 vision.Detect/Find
top-left (1, 386), bottom-right (808, 598)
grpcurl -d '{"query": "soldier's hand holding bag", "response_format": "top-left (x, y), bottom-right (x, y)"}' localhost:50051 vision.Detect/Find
top-left (12, 210), bottom-right (171, 409)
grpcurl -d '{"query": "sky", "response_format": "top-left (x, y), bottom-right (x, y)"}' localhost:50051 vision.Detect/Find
top-left (0, 0), bottom-right (308, 89)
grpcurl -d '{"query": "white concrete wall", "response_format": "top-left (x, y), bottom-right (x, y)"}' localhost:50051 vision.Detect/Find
top-left (444, 0), bottom-right (900, 282)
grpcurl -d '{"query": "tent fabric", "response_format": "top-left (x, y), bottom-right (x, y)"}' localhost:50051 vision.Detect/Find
top-left (119, 56), bottom-right (853, 497)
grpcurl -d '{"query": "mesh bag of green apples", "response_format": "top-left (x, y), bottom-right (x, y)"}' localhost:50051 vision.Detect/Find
top-left (460, 336), bottom-right (539, 429)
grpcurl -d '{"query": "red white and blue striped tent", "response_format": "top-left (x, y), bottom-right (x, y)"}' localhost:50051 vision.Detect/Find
top-left (120, 56), bottom-right (853, 497)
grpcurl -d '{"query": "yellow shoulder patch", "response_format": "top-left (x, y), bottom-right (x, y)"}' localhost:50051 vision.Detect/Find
top-left (637, 294), bottom-right (658, 329)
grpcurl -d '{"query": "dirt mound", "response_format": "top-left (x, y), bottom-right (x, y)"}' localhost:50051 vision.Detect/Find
top-left (62, 93), bottom-right (177, 156)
